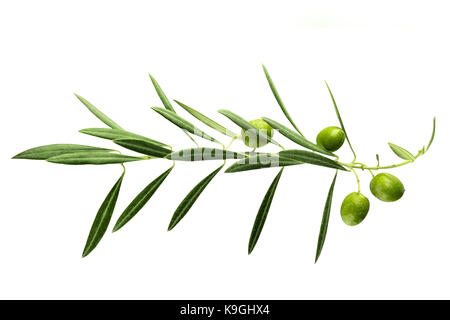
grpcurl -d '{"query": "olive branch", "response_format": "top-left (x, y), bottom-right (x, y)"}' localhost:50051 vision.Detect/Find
top-left (13, 66), bottom-right (436, 261)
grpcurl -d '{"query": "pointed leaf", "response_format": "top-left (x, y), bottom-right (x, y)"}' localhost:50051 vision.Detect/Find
top-left (174, 100), bottom-right (237, 137)
top-left (80, 128), bottom-right (169, 147)
top-left (280, 150), bottom-right (348, 171)
top-left (426, 117), bottom-right (436, 151)
top-left (113, 166), bottom-right (173, 232)
top-left (225, 154), bottom-right (302, 173)
top-left (218, 109), bottom-right (282, 148)
top-left (74, 94), bottom-right (123, 130)
top-left (248, 168), bottom-right (284, 254)
top-left (12, 144), bottom-right (113, 160)
top-left (262, 65), bottom-right (303, 136)
top-left (388, 143), bottom-right (415, 161)
top-left (262, 117), bottom-right (335, 157)
top-left (324, 82), bottom-right (356, 159)
top-left (315, 171), bottom-right (338, 263)
top-left (168, 164), bottom-right (224, 230)
top-left (82, 169), bottom-right (125, 257)
top-left (47, 151), bottom-right (142, 165)
top-left (152, 107), bottom-right (220, 143)
top-left (113, 139), bottom-right (172, 158)
top-left (149, 75), bottom-right (198, 144)
top-left (218, 109), bottom-right (255, 130)
top-left (167, 148), bottom-right (245, 161)
top-left (148, 74), bottom-right (175, 112)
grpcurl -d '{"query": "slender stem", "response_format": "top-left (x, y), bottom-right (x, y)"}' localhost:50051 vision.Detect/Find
top-left (225, 135), bottom-right (238, 150)
top-left (183, 130), bottom-right (199, 147)
top-left (351, 168), bottom-right (360, 192)
top-left (341, 159), bottom-right (413, 171)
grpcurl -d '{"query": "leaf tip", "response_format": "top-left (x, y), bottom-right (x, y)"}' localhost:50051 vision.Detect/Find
top-left (81, 249), bottom-right (90, 258)
top-left (111, 224), bottom-right (120, 233)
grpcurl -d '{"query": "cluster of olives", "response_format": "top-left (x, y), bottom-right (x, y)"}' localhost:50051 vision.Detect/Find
top-left (243, 120), bottom-right (405, 227)
top-left (316, 126), bottom-right (405, 226)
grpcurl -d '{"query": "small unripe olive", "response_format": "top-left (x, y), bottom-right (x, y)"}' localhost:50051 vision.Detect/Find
top-left (340, 192), bottom-right (370, 226)
top-left (370, 173), bottom-right (405, 202)
top-left (241, 119), bottom-right (274, 148)
top-left (316, 126), bottom-right (345, 152)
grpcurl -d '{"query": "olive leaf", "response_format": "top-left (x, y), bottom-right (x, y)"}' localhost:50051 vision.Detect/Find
top-left (225, 154), bottom-right (302, 173)
top-left (248, 168), bottom-right (284, 254)
top-left (82, 169), bottom-right (125, 257)
top-left (74, 94), bottom-right (123, 130)
top-left (262, 117), bottom-right (335, 157)
top-left (174, 100), bottom-right (237, 138)
top-left (113, 166), bottom-right (174, 232)
top-left (426, 117), bottom-right (436, 151)
top-left (149, 74), bottom-right (198, 145)
top-left (152, 107), bottom-right (221, 144)
top-left (324, 82), bottom-right (357, 160)
top-left (218, 109), bottom-right (283, 148)
top-left (280, 150), bottom-right (348, 171)
top-left (168, 164), bottom-right (224, 231)
top-left (167, 148), bottom-right (245, 161)
top-left (262, 65), bottom-right (303, 136)
top-left (113, 139), bottom-right (172, 158)
top-left (218, 109), bottom-right (255, 130)
top-left (79, 128), bottom-right (169, 147)
top-left (388, 143), bottom-right (415, 161)
top-left (148, 74), bottom-right (176, 112)
top-left (12, 144), bottom-right (114, 160)
top-left (315, 171), bottom-right (338, 263)
top-left (47, 151), bottom-right (143, 165)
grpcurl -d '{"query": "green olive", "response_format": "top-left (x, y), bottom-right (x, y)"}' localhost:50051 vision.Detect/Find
top-left (241, 119), bottom-right (274, 148)
top-left (316, 126), bottom-right (345, 152)
top-left (340, 192), bottom-right (370, 226)
top-left (370, 173), bottom-right (405, 202)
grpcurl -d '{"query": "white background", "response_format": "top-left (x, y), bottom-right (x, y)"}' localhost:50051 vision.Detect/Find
top-left (1, 0), bottom-right (449, 299)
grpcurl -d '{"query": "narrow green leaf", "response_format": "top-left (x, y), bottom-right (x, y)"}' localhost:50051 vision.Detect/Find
top-left (79, 128), bottom-right (169, 147)
top-left (262, 117), bottom-right (335, 157)
top-left (148, 74), bottom-right (175, 112)
top-left (248, 168), bottom-right (284, 254)
top-left (426, 117), bottom-right (436, 151)
top-left (47, 151), bottom-right (142, 165)
top-left (324, 82), bottom-right (357, 160)
top-left (74, 94), bottom-right (123, 130)
top-left (218, 109), bottom-right (282, 148)
top-left (113, 166), bottom-right (174, 232)
top-left (149, 74), bottom-right (198, 145)
top-left (168, 164), bottom-right (224, 230)
top-left (174, 100), bottom-right (237, 137)
top-left (152, 107), bottom-right (220, 143)
top-left (315, 171), bottom-right (338, 263)
top-left (167, 148), bottom-right (245, 161)
top-left (113, 138), bottom-right (172, 158)
top-left (280, 150), bottom-right (348, 171)
top-left (388, 143), bottom-right (415, 161)
top-left (262, 65), bottom-right (303, 136)
top-left (218, 109), bottom-right (255, 130)
top-left (225, 154), bottom-right (302, 173)
top-left (82, 169), bottom-right (125, 257)
top-left (12, 144), bottom-right (113, 160)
